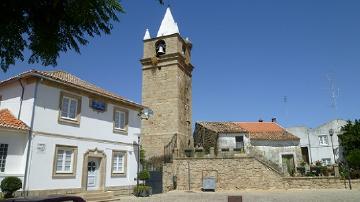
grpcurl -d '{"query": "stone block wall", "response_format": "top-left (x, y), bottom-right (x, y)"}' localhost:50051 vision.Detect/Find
top-left (163, 157), bottom-right (285, 192)
top-left (163, 157), bottom-right (350, 192)
top-left (141, 33), bottom-right (193, 158)
top-left (284, 177), bottom-right (344, 189)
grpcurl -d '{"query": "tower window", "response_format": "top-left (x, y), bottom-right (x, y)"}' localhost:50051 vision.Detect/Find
top-left (155, 40), bottom-right (166, 56)
top-left (182, 44), bottom-right (186, 55)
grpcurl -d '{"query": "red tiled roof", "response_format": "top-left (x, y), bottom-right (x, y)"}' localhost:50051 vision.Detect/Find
top-left (0, 109), bottom-right (30, 131)
top-left (197, 121), bottom-right (299, 141)
top-left (0, 70), bottom-right (144, 109)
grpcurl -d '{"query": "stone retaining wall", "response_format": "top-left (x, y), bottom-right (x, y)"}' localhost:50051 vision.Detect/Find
top-left (163, 157), bottom-right (351, 192)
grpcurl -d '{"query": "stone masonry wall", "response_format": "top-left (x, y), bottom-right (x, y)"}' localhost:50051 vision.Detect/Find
top-left (141, 34), bottom-right (193, 158)
top-left (163, 157), bottom-right (285, 192)
top-left (163, 157), bottom-right (348, 192)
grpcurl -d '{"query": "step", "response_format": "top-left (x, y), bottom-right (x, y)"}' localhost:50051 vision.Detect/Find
top-left (89, 197), bottom-right (124, 202)
top-left (81, 191), bottom-right (114, 201)
top-left (112, 189), bottom-right (132, 196)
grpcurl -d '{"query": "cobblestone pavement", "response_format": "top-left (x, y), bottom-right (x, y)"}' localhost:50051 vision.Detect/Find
top-left (118, 189), bottom-right (360, 202)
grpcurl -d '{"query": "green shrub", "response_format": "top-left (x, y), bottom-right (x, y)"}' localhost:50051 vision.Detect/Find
top-left (320, 166), bottom-right (329, 176)
top-left (138, 170), bottom-right (150, 181)
top-left (347, 149), bottom-right (360, 168)
top-left (0, 176), bottom-right (22, 198)
top-left (296, 167), bottom-right (306, 176)
top-left (133, 185), bottom-right (151, 197)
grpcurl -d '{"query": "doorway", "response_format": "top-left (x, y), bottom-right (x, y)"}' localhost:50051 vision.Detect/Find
top-left (301, 147), bottom-right (309, 164)
top-left (87, 158), bottom-right (100, 190)
top-left (82, 148), bottom-right (106, 191)
top-left (281, 154), bottom-right (295, 175)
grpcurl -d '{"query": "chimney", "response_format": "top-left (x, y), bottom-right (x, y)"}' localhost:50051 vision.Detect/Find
top-left (271, 117), bottom-right (277, 122)
top-left (258, 118), bottom-right (263, 122)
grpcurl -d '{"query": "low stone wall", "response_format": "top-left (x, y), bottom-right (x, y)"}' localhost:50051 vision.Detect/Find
top-left (163, 157), bottom-right (350, 192)
top-left (284, 177), bottom-right (344, 189)
top-left (163, 156), bottom-right (285, 192)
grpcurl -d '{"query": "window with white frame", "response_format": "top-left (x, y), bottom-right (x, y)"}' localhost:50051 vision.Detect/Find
top-left (53, 145), bottom-right (77, 176)
top-left (322, 158), bottom-right (331, 165)
top-left (61, 96), bottom-right (78, 120)
top-left (113, 108), bottom-right (128, 131)
top-left (319, 135), bottom-right (329, 145)
top-left (0, 144), bottom-right (8, 172)
top-left (112, 151), bottom-right (126, 174)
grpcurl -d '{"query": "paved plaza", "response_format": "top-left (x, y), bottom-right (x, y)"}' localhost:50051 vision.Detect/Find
top-left (118, 189), bottom-right (360, 202)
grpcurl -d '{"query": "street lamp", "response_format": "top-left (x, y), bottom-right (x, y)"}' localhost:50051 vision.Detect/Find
top-left (137, 135), bottom-right (140, 187)
top-left (329, 129), bottom-right (336, 164)
top-left (136, 108), bottom-right (154, 187)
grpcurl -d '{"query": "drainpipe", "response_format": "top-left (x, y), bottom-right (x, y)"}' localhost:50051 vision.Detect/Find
top-left (307, 128), bottom-right (313, 164)
top-left (18, 79), bottom-right (25, 119)
top-left (23, 79), bottom-right (39, 196)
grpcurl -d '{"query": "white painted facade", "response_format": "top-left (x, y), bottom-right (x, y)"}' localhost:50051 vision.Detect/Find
top-left (217, 132), bottom-right (301, 168)
top-left (0, 77), bottom-right (142, 193)
top-left (217, 133), bottom-right (250, 151)
top-left (287, 119), bottom-right (347, 165)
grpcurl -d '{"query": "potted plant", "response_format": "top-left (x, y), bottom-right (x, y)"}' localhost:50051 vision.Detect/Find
top-left (133, 184), bottom-right (152, 197)
top-left (0, 176), bottom-right (22, 198)
top-left (135, 170), bottom-right (151, 196)
top-left (134, 150), bottom-right (152, 197)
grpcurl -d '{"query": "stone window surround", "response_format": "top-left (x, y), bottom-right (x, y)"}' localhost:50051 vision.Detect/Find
top-left (58, 91), bottom-right (82, 126)
top-left (113, 107), bottom-right (129, 134)
top-left (52, 144), bottom-right (78, 179)
top-left (111, 150), bottom-right (127, 177)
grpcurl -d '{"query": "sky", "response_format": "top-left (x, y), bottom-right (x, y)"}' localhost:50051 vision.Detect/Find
top-left (1, 0), bottom-right (360, 128)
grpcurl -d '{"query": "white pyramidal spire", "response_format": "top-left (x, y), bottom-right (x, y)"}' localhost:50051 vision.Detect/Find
top-left (157, 7), bottom-right (180, 37)
top-left (143, 28), bottom-right (151, 40)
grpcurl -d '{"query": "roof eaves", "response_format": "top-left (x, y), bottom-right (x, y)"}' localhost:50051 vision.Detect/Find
top-left (0, 70), bottom-right (145, 110)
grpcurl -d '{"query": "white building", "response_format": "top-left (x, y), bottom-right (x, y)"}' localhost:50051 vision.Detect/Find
top-left (0, 70), bottom-right (145, 196)
top-left (287, 119), bottom-right (347, 166)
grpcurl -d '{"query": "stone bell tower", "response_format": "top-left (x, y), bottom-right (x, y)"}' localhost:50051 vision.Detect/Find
top-left (141, 8), bottom-right (194, 158)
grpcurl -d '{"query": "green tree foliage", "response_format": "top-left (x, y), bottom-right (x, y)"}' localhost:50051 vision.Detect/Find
top-left (340, 120), bottom-right (360, 168)
top-left (0, 0), bottom-right (164, 72)
top-left (0, 176), bottom-right (22, 198)
top-left (140, 148), bottom-right (146, 167)
top-left (346, 149), bottom-right (360, 168)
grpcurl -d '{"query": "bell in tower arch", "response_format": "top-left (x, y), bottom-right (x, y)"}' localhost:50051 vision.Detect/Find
top-left (155, 40), bottom-right (166, 56)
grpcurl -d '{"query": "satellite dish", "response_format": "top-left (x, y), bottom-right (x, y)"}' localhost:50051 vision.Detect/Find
top-left (139, 108), bottom-right (154, 120)
top-left (143, 108), bottom-right (154, 117)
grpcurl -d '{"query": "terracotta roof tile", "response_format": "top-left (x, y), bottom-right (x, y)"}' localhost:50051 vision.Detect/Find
top-left (0, 109), bottom-right (30, 131)
top-left (0, 70), bottom-right (144, 109)
top-left (197, 122), bottom-right (246, 133)
top-left (197, 121), bottom-right (299, 141)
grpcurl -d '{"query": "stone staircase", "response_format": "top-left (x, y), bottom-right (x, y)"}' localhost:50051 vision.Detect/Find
top-left (78, 189), bottom-right (132, 202)
top-left (248, 150), bottom-right (284, 176)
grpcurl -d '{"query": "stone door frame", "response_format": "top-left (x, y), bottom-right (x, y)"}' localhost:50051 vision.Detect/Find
top-left (81, 148), bottom-right (107, 191)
